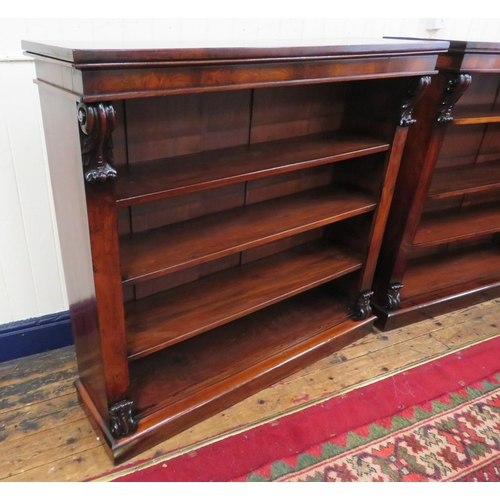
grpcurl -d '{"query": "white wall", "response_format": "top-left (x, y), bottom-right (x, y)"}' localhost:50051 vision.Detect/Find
top-left (1, 17), bottom-right (500, 326)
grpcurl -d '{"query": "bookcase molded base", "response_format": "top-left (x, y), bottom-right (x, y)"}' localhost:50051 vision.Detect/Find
top-left (76, 315), bottom-right (375, 465)
top-left (373, 279), bottom-right (500, 331)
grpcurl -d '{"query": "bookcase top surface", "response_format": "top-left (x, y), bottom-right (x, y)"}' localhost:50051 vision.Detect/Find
top-left (387, 37), bottom-right (500, 54)
top-left (21, 37), bottom-right (449, 65)
top-left (443, 39), bottom-right (500, 53)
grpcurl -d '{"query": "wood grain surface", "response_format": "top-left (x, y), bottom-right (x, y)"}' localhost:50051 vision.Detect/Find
top-left (1, 298), bottom-right (498, 481)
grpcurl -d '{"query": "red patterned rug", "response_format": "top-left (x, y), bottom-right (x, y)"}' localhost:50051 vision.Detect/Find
top-left (91, 334), bottom-right (500, 482)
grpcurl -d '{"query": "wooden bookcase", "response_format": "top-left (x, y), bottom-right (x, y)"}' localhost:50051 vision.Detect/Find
top-left (22, 38), bottom-right (446, 463)
top-left (373, 39), bottom-right (500, 330)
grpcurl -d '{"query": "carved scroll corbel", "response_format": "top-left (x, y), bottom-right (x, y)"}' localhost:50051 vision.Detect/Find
top-left (384, 283), bottom-right (404, 310)
top-left (78, 102), bottom-right (117, 183)
top-left (109, 398), bottom-right (137, 439)
top-left (399, 75), bottom-right (432, 126)
top-left (352, 291), bottom-right (374, 321)
top-left (437, 74), bottom-right (472, 123)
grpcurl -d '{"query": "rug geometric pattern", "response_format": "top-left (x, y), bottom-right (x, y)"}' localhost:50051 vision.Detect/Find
top-left (89, 335), bottom-right (500, 482)
top-left (236, 374), bottom-right (500, 482)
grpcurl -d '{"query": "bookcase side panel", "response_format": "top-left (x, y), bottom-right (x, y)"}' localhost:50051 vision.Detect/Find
top-left (37, 86), bottom-right (109, 418)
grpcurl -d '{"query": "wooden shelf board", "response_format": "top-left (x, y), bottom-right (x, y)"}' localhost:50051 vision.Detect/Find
top-left (128, 288), bottom-right (356, 418)
top-left (428, 160), bottom-right (500, 200)
top-left (99, 287), bottom-right (373, 463)
top-left (452, 106), bottom-right (500, 125)
top-left (414, 204), bottom-right (500, 247)
top-left (115, 131), bottom-right (390, 207)
top-left (402, 243), bottom-right (500, 300)
top-left (125, 241), bottom-right (363, 360)
top-left (120, 187), bottom-right (376, 284)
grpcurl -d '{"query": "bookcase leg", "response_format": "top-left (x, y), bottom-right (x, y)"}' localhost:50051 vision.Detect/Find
top-left (109, 399), bottom-right (138, 438)
top-left (384, 282), bottom-right (404, 310)
top-left (353, 291), bottom-right (374, 320)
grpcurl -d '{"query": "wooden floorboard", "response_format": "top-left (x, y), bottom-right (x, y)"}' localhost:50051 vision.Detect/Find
top-left (1, 298), bottom-right (499, 482)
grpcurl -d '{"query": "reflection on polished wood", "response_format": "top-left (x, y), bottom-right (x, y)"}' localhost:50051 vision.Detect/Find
top-left (1, 298), bottom-right (498, 481)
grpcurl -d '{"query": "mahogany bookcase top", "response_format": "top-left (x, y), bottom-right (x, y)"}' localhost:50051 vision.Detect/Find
top-left (21, 37), bottom-right (450, 66)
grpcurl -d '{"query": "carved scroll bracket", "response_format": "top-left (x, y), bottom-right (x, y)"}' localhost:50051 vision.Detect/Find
top-left (78, 102), bottom-right (117, 183)
top-left (353, 290), bottom-right (374, 321)
top-left (399, 75), bottom-right (432, 126)
top-left (109, 398), bottom-right (137, 439)
top-left (437, 73), bottom-right (472, 123)
top-left (384, 283), bottom-right (404, 310)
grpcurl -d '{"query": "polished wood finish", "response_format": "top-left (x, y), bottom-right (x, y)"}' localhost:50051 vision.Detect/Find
top-left (120, 187), bottom-right (376, 283)
top-left (125, 241), bottom-right (363, 360)
top-left (2, 298), bottom-right (498, 482)
top-left (373, 39), bottom-right (500, 330)
top-left (84, 181), bottom-right (130, 410)
top-left (109, 289), bottom-right (372, 462)
top-left (452, 106), bottom-right (500, 124)
top-left (414, 203), bottom-right (500, 246)
top-left (115, 132), bottom-right (390, 207)
top-left (403, 243), bottom-right (500, 299)
top-left (428, 160), bottom-right (500, 199)
top-left (24, 39), bottom-right (446, 463)
top-left (22, 38), bottom-right (447, 102)
top-left (36, 87), bottom-right (109, 420)
top-left (20, 38), bottom-right (449, 64)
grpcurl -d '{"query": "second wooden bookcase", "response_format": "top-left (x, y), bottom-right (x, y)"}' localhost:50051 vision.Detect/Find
top-left (373, 39), bottom-right (500, 330)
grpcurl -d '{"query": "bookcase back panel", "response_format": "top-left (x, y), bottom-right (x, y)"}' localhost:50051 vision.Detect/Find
top-left (461, 187), bottom-right (500, 207)
top-left (129, 183), bottom-right (246, 233)
top-left (435, 124), bottom-right (486, 168)
top-left (446, 234), bottom-right (497, 253)
top-left (422, 196), bottom-right (463, 214)
top-left (125, 90), bottom-right (253, 164)
top-left (113, 100), bottom-right (128, 166)
top-left (244, 165), bottom-right (334, 204)
top-left (123, 83), bottom-right (353, 167)
top-left (453, 73), bottom-right (500, 108)
top-left (423, 187), bottom-right (500, 213)
top-left (341, 77), bottom-right (412, 141)
top-left (332, 154), bottom-right (387, 198)
top-left (133, 253), bottom-right (242, 300)
top-left (477, 123), bottom-right (500, 163)
top-left (249, 83), bottom-right (347, 144)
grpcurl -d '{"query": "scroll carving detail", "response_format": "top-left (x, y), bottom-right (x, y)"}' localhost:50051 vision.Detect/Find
top-left (353, 291), bottom-right (374, 321)
top-left (109, 399), bottom-right (137, 439)
top-left (78, 102), bottom-right (117, 183)
top-left (437, 74), bottom-right (472, 123)
top-left (399, 76), bottom-right (432, 126)
top-left (384, 283), bottom-right (404, 310)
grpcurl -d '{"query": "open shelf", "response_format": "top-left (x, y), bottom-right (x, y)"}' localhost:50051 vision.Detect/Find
top-left (127, 286), bottom-right (365, 419)
top-left (402, 243), bottom-right (500, 300)
top-left (427, 160), bottom-right (500, 200)
top-left (120, 186), bottom-right (376, 284)
top-left (414, 203), bottom-right (500, 247)
top-left (28, 36), bottom-right (450, 464)
top-left (452, 106), bottom-right (500, 125)
top-left (115, 131), bottom-right (390, 207)
top-left (125, 240), bottom-right (363, 360)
